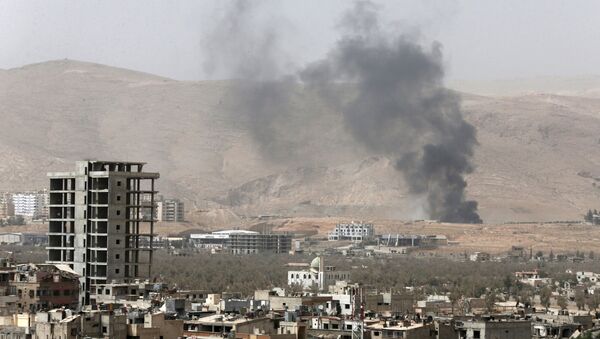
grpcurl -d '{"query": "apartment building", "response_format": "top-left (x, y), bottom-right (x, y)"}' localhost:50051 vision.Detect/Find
top-left (12, 191), bottom-right (48, 219)
top-left (155, 198), bottom-right (184, 222)
top-left (46, 160), bottom-right (159, 306)
top-left (328, 222), bottom-right (374, 242)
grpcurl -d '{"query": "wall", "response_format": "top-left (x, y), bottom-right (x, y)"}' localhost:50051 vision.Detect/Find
top-left (269, 297), bottom-right (302, 311)
top-left (236, 318), bottom-right (277, 336)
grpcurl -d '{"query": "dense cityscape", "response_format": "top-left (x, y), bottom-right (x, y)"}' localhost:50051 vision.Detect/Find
top-left (0, 161), bottom-right (597, 338)
top-left (3, 0), bottom-right (600, 338)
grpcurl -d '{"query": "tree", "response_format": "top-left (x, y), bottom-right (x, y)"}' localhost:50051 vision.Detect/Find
top-left (485, 291), bottom-right (497, 314)
top-left (309, 282), bottom-right (320, 295)
top-left (5, 216), bottom-right (24, 226)
top-left (540, 286), bottom-right (552, 311)
top-left (586, 209), bottom-right (594, 222)
top-left (590, 251), bottom-right (595, 260)
top-left (557, 295), bottom-right (568, 310)
top-left (449, 288), bottom-right (462, 314)
top-left (549, 250), bottom-right (555, 261)
top-left (503, 274), bottom-right (515, 296)
top-left (519, 289), bottom-right (532, 308)
top-left (586, 293), bottom-right (600, 312)
top-left (575, 289), bottom-right (586, 310)
top-left (288, 282), bottom-right (304, 296)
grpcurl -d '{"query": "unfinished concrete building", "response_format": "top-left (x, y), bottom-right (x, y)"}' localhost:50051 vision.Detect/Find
top-left (46, 161), bottom-right (159, 306)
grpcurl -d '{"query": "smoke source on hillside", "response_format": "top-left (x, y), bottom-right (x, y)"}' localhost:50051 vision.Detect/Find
top-left (204, 0), bottom-right (482, 223)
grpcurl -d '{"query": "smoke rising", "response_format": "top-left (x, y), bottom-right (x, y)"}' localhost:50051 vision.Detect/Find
top-left (202, 1), bottom-right (304, 163)
top-left (205, 0), bottom-right (482, 223)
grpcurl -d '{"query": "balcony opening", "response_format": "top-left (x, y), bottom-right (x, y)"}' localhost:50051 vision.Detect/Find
top-left (48, 235), bottom-right (61, 247)
top-left (48, 250), bottom-right (61, 261)
top-left (91, 178), bottom-right (109, 190)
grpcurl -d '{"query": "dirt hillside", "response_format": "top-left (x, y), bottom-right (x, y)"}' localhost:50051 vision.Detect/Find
top-left (2, 60), bottom-right (600, 224)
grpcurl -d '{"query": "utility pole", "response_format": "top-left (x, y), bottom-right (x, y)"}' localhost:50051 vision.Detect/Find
top-left (351, 285), bottom-right (364, 339)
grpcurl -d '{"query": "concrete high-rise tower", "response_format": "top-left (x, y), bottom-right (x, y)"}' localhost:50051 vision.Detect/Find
top-left (46, 161), bottom-right (159, 306)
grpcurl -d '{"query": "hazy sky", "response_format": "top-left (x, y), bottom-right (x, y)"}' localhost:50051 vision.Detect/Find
top-left (1, 0), bottom-right (599, 82)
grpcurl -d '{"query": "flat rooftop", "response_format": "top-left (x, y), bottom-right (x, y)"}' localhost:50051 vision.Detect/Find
top-left (185, 314), bottom-right (261, 325)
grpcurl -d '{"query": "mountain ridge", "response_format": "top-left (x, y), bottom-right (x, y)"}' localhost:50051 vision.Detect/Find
top-left (2, 60), bottom-right (600, 224)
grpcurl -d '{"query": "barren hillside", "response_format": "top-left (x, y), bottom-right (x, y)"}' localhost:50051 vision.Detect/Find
top-left (2, 60), bottom-right (600, 223)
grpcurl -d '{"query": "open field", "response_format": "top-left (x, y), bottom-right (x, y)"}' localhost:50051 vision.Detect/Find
top-left (259, 217), bottom-right (600, 254)
top-left (8, 217), bottom-right (599, 255)
top-left (0, 221), bottom-right (206, 237)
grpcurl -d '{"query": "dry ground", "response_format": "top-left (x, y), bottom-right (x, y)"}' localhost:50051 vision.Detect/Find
top-left (9, 217), bottom-right (599, 255)
top-left (5, 61), bottom-right (600, 223)
top-left (269, 217), bottom-right (600, 254)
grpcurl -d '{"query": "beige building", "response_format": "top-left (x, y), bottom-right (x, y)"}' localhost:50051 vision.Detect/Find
top-left (440, 317), bottom-right (532, 339)
top-left (80, 310), bottom-right (127, 339)
top-left (0, 193), bottom-right (14, 219)
top-left (34, 309), bottom-right (128, 339)
top-left (34, 310), bottom-right (80, 339)
top-left (128, 312), bottom-right (183, 339)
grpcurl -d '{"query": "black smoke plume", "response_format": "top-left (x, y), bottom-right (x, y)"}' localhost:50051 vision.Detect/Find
top-left (205, 0), bottom-right (482, 223)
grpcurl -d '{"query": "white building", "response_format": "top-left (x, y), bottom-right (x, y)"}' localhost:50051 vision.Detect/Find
top-left (12, 191), bottom-right (48, 218)
top-left (288, 257), bottom-right (351, 291)
top-left (577, 271), bottom-right (600, 283)
top-left (189, 230), bottom-right (257, 249)
top-left (328, 221), bottom-right (374, 242)
top-left (0, 233), bottom-right (22, 244)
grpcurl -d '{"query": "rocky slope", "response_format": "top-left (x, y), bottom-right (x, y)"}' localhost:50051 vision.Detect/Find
top-left (2, 60), bottom-right (600, 223)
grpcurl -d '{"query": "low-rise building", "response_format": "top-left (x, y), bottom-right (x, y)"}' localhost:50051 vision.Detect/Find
top-left (469, 252), bottom-right (491, 262)
top-left (90, 282), bottom-right (144, 305)
top-left (441, 317), bottom-right (532, 339)
top-left (0, 233), bottom-right (22, 245)
top-left (576, 271), bottom-right (599, 283)
top-left (268, 295), bottom-right (331, 312)
top-left (127, 312), bottom-right (184, 339)
top-left (532, 312), bottom-right (593, 337)
top-left (183, 314), bottom-right (278, 338)
top-left (12, 264), bottom-right (79, 312)
top-left (369, 320), bottom-right (436, 339)
top-left (361, 291), bottom-right (414, 315)
top-left (34, 309), bottom-right (80, 339)
top-left (509, 246), bottom-right (529, 261)
top-left (0, 233), bottom-right (47, 246)
top-left (79, 310), bottom-right (127, 339)
top-left (190, 230), bottom-right (292, 255)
